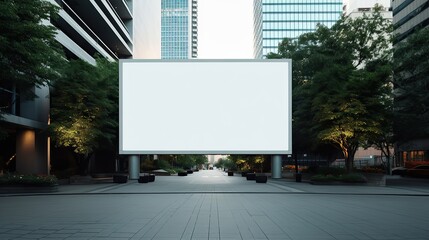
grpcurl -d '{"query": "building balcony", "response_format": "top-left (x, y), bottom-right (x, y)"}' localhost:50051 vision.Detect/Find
top-left (109, 0), bottom-right (132, 19)
top-left (51, 0), bottom-right (117, 61)
top-left (62, 0), bottom-right (133, 58)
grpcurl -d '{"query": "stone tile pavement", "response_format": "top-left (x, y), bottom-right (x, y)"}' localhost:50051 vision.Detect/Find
top-left (1, 170), bottom-right (429, 240)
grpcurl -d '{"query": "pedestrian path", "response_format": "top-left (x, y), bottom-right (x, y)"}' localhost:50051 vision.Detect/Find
top-left (52, 170), bottom-right (428, 196)
top-left (1, 170), bottom-right (429, 239)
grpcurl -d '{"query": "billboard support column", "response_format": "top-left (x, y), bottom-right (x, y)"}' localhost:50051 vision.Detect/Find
top-left (271, 155), bottom-right (282, 179)
top-left (128, 155), bottom-right (140, 180)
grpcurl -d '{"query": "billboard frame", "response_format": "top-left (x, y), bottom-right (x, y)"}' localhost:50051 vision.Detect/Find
top-left (119, 59), bottom-right (292, 155)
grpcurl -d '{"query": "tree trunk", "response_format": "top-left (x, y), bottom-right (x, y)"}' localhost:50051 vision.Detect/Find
top-left (345, 145), bottom-right (358, 173)
top-left (345, 155), bottom-right (353, 173)
top-left (341, 144), bottom-right (358, 173)
top-left (76, 153), bottom-right (93, 176)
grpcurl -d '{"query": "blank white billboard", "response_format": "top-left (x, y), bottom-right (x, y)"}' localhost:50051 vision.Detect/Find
top-left (120, 60), bottom-right (291, 154)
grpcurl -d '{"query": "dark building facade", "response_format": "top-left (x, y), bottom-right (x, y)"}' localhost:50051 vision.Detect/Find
top-left (0, 0), bottom-right (133, 175)
top-left (392, 0), bottom-right (429, 166)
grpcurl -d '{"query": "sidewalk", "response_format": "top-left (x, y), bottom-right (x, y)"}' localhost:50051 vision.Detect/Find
top-left (1, 170), bottom-right (428, 240)
top-left (9, 170), bottom-right (429, 196)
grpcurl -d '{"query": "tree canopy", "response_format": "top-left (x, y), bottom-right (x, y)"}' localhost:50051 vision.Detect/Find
top-left (0, 0), bottom-right (65, 138)
top-left (176, 155), bottom-right (208, 169)
top-left (0, 0), bottom-right (64, 97)
top-left (268, 6), bottom-right (393, 172)
top-left (50, 57), bottom-right (118, 174)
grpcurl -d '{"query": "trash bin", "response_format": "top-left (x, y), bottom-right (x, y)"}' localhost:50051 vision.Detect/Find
top-left (295, 172), bottom-right (302, 182)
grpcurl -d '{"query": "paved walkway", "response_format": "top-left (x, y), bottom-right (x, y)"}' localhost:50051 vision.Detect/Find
top-left (1, 170), bottom-right (429, 240)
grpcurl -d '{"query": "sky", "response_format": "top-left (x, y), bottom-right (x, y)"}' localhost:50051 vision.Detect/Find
top-left (197, 0), bottom-right (254, 59)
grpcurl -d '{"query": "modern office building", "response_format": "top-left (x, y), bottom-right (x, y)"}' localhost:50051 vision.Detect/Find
top-left (257, 0), bottom-right (342, 57)
top-left (392, 0), bottom-right (429, 44)
top-left (254, 0), bottom-right (263, 59)
top-left (392, 0), bottom-right (429, 165)
top-left (161, 0), bottom-right (197, 59)
top-left (0, 0), bottom-right (134, 175)
top-left (343, 0), bottom-right (391, 17)
top-left (53, 0), bottom-right (133, 63)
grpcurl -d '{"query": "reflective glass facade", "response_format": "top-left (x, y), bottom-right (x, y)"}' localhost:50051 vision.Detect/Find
top-left (262, 0), bottom-right (342, 56)
top-left (161, 0), bottom-right (197, 59)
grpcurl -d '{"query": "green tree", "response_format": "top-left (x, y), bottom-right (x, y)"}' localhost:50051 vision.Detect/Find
top-left (194, 155), bottom-right (208, 167)
top-left (393, 27), bottom-right (429, 144)
top-left (50, 57), bottom-right (118, 175)
top-left (214, 158), bottom-right (224, 169)
top-left (269, 6), bottom-right (392, 173)
top-left (215, 157), bottom-right (236, 170)
top-left (176, 155), bottom-right (208, 169)
top-left (0, 0), bottom-right (65, 135)
top-left (228, 155), bottom-right (267, 172)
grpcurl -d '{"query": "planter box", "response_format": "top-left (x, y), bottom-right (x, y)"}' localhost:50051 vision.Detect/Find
top-left (148, 174), bottom-right (155, 182)
top-left (113, 174), bottom-right (128, 183)
top-left (246, 173), bottom-right (256, 180)
top-left (178, 172), bottom-right (188, 176)
top-left (0, 185), bottom-right (59, 194)
top-left (228, 171), bottom-right (234, 176)
top-left (255, 175), bottom-right (267, 183)
top-left (138, 175), bottom-right (149, 183)
top-left (310, 181), bottom-right (368, 186)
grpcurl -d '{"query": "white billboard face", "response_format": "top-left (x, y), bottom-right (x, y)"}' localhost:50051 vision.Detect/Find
top-left (120, 60), bottom-right (291, 154)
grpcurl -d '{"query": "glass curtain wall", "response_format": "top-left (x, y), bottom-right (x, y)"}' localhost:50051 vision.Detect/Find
top-left (262, 0), bottom-right (342, 56)
top-left (161, 0), bottom-right (189, 59)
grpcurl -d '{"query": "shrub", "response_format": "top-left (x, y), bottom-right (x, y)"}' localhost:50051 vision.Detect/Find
top-left (310, 173), bottom-right (367, 183)
top-left (316, 167), bottom-right (346, 176)
top-left (0, 174), bottom-right (58, 186)
top-left (157, 159), bottom-right (172, 170)
top-left (360, 166), bottom-right (385, 174)
top-left (340, 173), bottom-right (367, 183)
top-left (161, 167), bottom-right (185, 175)
top-left (311, 174), bottom-right (338, 182)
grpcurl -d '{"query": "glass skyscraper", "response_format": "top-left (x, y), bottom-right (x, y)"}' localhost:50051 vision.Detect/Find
top-left (161, 0), bottom-right (197, 59)
top-left (256, 0), bottom-right (342, 57)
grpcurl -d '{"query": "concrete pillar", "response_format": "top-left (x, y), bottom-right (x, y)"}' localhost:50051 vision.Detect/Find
top-left (271, 155), bottom-right (282, 179)
top-left (128, 155), bottom-right (140, 180)
top-left (16, 129), bottom-right (48, 175)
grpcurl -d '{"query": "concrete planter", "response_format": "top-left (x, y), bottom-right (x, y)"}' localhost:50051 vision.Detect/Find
top-left (246, 173), bottom-right (256, 180)
top-left (113, 174), bottom-right (128, 183)
top-left (0, 185), bottom-right (59, 193)
top-left (255, 175), bottom-right (268, 183)
top-left (148, 174), bottom-right (155, 182)
top-left (138, 175), bottom-right (149, 183)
